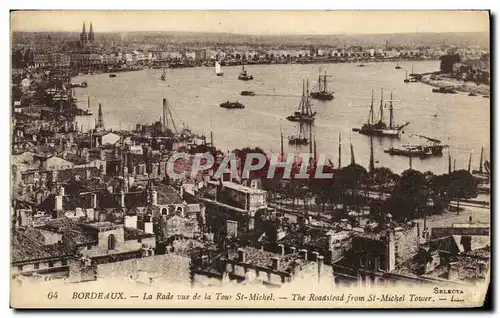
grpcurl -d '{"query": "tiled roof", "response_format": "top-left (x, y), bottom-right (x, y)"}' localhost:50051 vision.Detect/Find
top-left (156, 184), bottom-right (183, 205)
top-left (124, 227), bottom-right (155, 240)
top-left (61, 228), bottom-right (97, 246)
top-left (11, 229), bottom-right (72, 264)
top-left (227, 247), bottom-right (310, 273)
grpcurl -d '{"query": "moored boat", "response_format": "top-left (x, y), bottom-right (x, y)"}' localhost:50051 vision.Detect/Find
top-left (240, 91), bottom-right (256, 96)
top-left (237, 66), bottom-right (253, 81)
top-left (354, 89), bottom-right (409, 138)
top-left (432, 86), bottom-right (457, 94)
top-left (109, 74), bottom-right (117, 78)
top-left (310, 69), bottom-right (334, 100)
top-left (468, 92), bottom-right (477, 96)
top-left (286, 79), bottom-right (316, 124)
top-left (220, 101), bottom-right (244, 109)
top-left (215, 61), bottom-right (224, 76)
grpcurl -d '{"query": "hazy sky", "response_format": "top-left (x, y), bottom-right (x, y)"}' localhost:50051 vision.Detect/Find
top-left (11, 10), bottom-right (489, 35)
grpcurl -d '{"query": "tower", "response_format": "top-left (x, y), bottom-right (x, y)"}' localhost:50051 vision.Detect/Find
top-left (88, 22), bottom-right (94, 43)
top-left (96, 103), bottom-right (104, 131)
top-left (80, 22), bottom-right (88, 47)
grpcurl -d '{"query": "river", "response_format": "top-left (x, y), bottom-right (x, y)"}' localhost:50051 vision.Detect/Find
top-left (72, 60), bottom-right (490, 175)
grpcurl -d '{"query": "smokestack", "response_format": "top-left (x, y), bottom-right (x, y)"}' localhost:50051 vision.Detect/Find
top-left (317, 255), bottom-right (324, 276)
top-left (290, 246), bottom-right (297, 254)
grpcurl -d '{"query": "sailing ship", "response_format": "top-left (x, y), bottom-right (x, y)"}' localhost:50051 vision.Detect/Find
top-left (404, 69), bottom-right (410, 83)
top-left (237, 66), bottom-right (253, 81)
top-left (215, 61), bottom-right (224, 76)
top-left (286, 80), bottom-right (316, 124)
top-left (160, 68), bottom-right (166, 81)
top-left (310, 69), bottom-right (334, 100)
top-left (432, 86), bottom-right (457, 94)
top-left (353, 89), bottom-right (410, 137)
top-left (288, 122), bottom-right (309, 145)
top-left (395, 61), bottom-right (401, 69)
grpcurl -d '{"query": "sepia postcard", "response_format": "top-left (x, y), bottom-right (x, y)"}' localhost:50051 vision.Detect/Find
top-left (10, 10), bottom-right (491, 309)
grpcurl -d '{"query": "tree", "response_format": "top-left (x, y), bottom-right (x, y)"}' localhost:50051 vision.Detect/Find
top-left (389, 169), bottom-right (427, 220)
top-left (439, 54), bottom-right (460, 74)
top-left (447, 170), bottom-right (478, 215)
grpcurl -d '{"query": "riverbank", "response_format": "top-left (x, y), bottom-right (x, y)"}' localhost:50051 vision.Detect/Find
top-left (420, 73), bottom-right (490, 96)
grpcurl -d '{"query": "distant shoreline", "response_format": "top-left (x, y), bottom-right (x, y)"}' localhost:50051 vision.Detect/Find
top-left (420, 73), bottom-right (490, 96)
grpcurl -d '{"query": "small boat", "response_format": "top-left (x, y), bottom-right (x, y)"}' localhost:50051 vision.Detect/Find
top-left (83, 96), bottom-right (93, 116)
top-left (81, 81), bottom-right (88, 88)
top-left (310, 69), bottom-right (334, 100)
top-left (240, 91), bottom-right (256, 96)
top-left (220, 101), bottom-right (244, 109)
top-left (357, 64), bottom-right (365, 67)
top-left (237, 66), bottom-right (253, 81)
top-left (483, 95), bottom-right (490, 99)
top-left (404, 69), bottom-right (410, 83)
top-left (468, 92), bottom-right (477, 97)
top-left (286, 79), bottom-right (316, 124)
top-left (160, 68), bottom-right (166, 81)
top-left (215, 61), bottom-right (224, 76)
top-left (395, 61), bottom-right (402, 69)
top-left (109, 74), bottom-right (117, 78)
top-left (432, 87), bottom-right (457, 94)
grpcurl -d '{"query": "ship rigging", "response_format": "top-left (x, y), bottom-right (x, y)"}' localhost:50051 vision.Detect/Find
top-left (286, 79), bottom-right (317, 124)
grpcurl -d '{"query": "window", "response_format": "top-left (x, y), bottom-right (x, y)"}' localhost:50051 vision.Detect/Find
top-left (48, 262), bottom-right (54, 268)
top-left (61, 259), bottom-right (68, 266)
top-left (161, 208), bottom-right (167, 216)
top-left (17, 265), bottom-right (23, 271)
top-left (34, 263), bottom-right (39, 270)
top-left (107, 234), bottom-right (116, 250)
top-left (87, 244), bottom-right (92, 250)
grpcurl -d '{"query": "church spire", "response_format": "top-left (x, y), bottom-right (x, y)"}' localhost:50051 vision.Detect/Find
top-left (88, 22), bottom-right (94, 43)
top-left (80, 22), bottom-right (88, 47)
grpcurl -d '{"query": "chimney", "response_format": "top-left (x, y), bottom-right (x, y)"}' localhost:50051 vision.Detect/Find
top-left (151, 190), bottom-right (158, 206)
top-left (85, 208), bottom-right (95, 221)
top-left (272, 257), bottom-right (280, 271)
top-left (59, 186), bottom-right (65, 196)
top-left (90, 193), bottom-right (97, 209)
top-left (317, 255), bottom-right (324, 276)
top-left (326, 233), bottom-right (334, 248)
top-left (55, 194), bottom-right (63, 211)
top-left (386, 230), bottom-right (396, 272)
top-left (290, 246), bottom-right (297, 254)
top-left (312, 251), bottom-right (319, 260)
top-left (120, 190), bottom-right (126, 208)
top-left (125, 215), bottom-right (138, 229)
top-left (85, 169), bottom-right (91, 180)
top-left (237, 248), bottom-right (246, 263)
top-left (447, 262), bottom-right (459, 281)
top-left (51, 170), bottom-right (58, 182)
top-left (299, 249), bottom-right (308, 260)
top-left (278, 244), bottom-right (285, 256)
top-left (144, 222), bottom-right (153, 234)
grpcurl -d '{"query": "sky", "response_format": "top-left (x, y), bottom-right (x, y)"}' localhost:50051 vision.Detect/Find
top-left (11, 10), bottom-right (489, 35)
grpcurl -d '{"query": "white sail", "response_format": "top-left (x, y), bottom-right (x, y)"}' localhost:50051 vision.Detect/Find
top-left (215, 61), bottom-right (222, 74)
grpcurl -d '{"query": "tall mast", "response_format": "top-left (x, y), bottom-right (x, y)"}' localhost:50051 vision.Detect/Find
top-left (370, 90), bottom-right (374, 124)
top-left (405, 69), bottom-right (408, 80)
top-left (313, 137), bottom-right (317, 163)
top-left (87, 96), bottom-right (90, 109)
top-left (369, 137), bottom-right (375, 173)
top-left (350, 140), bottom-right (355, 165)
top-left (448, 146), bottom-right (452, 174)
top-left (280, 126), bottom-right (284, 160)
top-left (306, 79), bottom-right (310, 115)
top-left (323, 71), bottom-right (327, 93)
top-left (479, 146), bottom-right (484, 173)
top-left (318, 70), bottom-right (322, 92)
top-left (468, 152), bottom-right (472, 173)
top-left (162, 98), bottom-right (167, 133)
top-left (309, 127), bottom-right (313, 154)
top-left (379, 88), bottom-right (384, 123)
top-left (389, 91), bottom-right (394, 129)
top-left (338, 133), bottom-right (342, 168)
